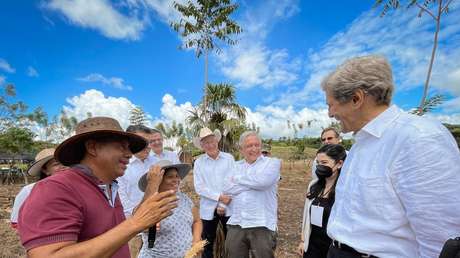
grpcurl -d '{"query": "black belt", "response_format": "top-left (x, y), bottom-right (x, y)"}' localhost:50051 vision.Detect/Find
top-left (332, 240), bottom-right (377, 258)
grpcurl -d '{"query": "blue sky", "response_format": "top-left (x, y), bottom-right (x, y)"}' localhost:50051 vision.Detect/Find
top-left (1, 0), bottom-right (459, 139)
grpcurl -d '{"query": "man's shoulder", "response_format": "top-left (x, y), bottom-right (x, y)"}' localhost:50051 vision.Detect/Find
top-left (394, 112), bottom-right (449, 139)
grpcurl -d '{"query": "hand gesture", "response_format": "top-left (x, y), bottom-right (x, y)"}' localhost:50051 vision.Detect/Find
top-left (131, 190), bottom-right (178, 232)
top-left (218, 194), bottom-right (232, 205)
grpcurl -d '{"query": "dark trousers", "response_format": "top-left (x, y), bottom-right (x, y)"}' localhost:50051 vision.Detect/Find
top-left (225, 225), bottom-right (277, 258)
top-left (201, 211), bottom-right (230, 258)
top-left (327, 245), bottom-right (377, 258)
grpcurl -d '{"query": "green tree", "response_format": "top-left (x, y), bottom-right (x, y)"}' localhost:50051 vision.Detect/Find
top-left (187, 83), bottom-right (246, 154)
top-left (171, 0), bottom-right (242, 116)
top-left (409, 94), bottom-right (445, 115)
top-left (374, 0), bottom-right (456, 114)
top-left (129, 106), bottom-right (148, 126)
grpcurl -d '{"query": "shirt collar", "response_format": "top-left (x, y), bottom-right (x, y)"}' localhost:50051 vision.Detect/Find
top-left (244, 154), bottom-right (264, 166)
top-left (72, 164), bottom-right (118, 185)
top-left (205, 151), bottom-right (222, 160)
top-left (356, 105), bottom-right (401, 140)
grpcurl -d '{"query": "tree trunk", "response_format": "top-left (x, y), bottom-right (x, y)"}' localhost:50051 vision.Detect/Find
top-left (204, 49), bottom-right (209, 123)
top-left (418, 0), bottom-right (442, 115)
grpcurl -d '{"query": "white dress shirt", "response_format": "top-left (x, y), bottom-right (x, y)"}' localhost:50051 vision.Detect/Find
top-left (150, 150), bottom-right (180, 165)
top-left (193, 151), bottom-right (235, 220)
top-left (327, 105), bottom-right (460, 258)
top-left (224, 156), bottom-right (281, 231)
top-left (118, 150), bottom-right (179, 217)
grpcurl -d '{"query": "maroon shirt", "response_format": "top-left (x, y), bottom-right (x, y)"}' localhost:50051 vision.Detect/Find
top-left (18, 166), bottom-right (130, 258)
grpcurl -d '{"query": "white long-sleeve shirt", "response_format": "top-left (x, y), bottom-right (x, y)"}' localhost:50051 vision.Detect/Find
top-left (224, 156), bottom-right (281, 231)
top-left (327, 105), bottom-right (460, 258)
top-left (193, 151), bottom-right (235, 220)
top-left (118, 150), bottom-right (179, 217)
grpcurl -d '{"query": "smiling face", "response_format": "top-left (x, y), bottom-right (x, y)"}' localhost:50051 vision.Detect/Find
top-left (158, 168), bottom-right (181, 192)
top-left (326, 90), bottom-right (358, 133)
top-left (321, 130), bottom-right (340, 145)
top-left (200, 135), bottom-right (219, 158)
top-left (240, 134), bottom-right (262, 164)
top-left (92, 139), bottom-right (133, 180)
top-left (150, 132), bottom-right (164, 155)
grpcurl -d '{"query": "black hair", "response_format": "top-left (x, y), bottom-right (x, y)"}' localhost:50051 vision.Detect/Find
top-left (307, 144), bottom-right (347, 200)
top-left (126, 124), bottom-right (153, 134)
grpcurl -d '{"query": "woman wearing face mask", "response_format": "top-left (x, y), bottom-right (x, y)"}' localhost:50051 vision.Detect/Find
top-left (297, 144), bottom-right (346, 258)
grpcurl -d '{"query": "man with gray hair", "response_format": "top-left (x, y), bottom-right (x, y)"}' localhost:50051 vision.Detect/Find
top-left (322, 55), bottom-right (460, 257)
top-left (223, 131), bottom-right (281, 258)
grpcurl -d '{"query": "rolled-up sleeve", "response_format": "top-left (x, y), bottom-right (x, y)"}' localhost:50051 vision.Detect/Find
top-left (18, 180), bottom-right (84, 250)
top-left (391, 132), bottom-right (460, 258)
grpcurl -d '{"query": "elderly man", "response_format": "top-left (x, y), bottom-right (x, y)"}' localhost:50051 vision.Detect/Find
top-left (223, 131), bottom-right (281, 258)
top-left (18, 117), bottom-right (177, 258)
top-left (150, 128), bottom-right (180, 164)
top-left (322, 55), bottom-right (460, 258)
top-left (193, 127), bottom-right (235, 258)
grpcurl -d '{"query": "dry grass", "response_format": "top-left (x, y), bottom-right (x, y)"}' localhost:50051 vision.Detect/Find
top-left (0, 159), bottom-right (312, 258)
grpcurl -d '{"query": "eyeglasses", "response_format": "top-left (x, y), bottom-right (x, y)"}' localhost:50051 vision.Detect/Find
top-left (321, 137), bottom-right (337, 142)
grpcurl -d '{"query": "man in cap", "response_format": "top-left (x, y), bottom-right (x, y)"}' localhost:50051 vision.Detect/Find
top-left (193, 127), bottom-right (235, 258)
top-left (10, 148), bottom-right (66, 228)
top-left (18, 117), bottom-right (178, 258)
top-left (223, 131), bottom-right (281, 258)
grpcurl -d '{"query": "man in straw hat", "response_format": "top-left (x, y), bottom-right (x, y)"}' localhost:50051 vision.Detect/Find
top-left (193, 127), bottom-right (235, 258)
top-left (10, 148), bottom-right (66, 228)
top-left (18, 117), bottom-right (178, 258)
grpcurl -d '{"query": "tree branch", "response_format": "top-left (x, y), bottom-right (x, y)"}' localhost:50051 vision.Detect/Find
top-left (415, 2), bottom-right (437, 20)
top-left (441, 0), bottom-right (454, 13)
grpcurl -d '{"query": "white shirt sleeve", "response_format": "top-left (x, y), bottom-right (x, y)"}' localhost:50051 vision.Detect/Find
top-left (193, 160), bottom-right (221, 201)
top-left (233, 158), bottom-right (281, 190)
top-left (117, 176), bottom-right (134, 217)
top-left (390, 131), bottom-right (460, 258)
top-left (11, 184), bottom-right (34, 223)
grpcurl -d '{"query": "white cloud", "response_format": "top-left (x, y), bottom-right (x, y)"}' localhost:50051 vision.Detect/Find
top-left (63, 89), bottom-right (137, 129)
top-left (157, 93), bottom-right (194, 125)
top-left (217, 0), bottom-right (301, 89)
top-left (154, 93), bottom-right (335, 139)
top-left (0, 75), bottom-right (5, 85)
top-left (27, 66), bottom-right (39, 77)
top-left (0, 59), bottom-right (15, 73)
top-left (44, 0), bottom-right (147, 40)
top-left (276, 2), bottom-right (460, 105)
top-left (442, 96), bottom-right (460, 113)
top-left (78, 73), bottom-right (133, 90)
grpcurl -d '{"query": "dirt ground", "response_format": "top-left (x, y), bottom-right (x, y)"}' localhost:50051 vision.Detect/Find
top-left (0, 159), bottom-right (312, 258)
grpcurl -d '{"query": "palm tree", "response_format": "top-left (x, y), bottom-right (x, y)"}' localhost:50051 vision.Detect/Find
top-left (171, 0), bottom-right (242, 118)
top-left (187, 83), bottom-right (247, 153)
top-left (374, 0), bottom-right (456, 114)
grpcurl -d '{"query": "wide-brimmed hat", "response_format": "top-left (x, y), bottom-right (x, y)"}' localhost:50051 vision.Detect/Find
top-left (27, 148), bottom-right (56, 176)
top-left (192, 127), bottom-right (222, 150)
top-left (55, 117), bottom-right (147, 166)
top-left (138, 160), bottom-right (191, 192)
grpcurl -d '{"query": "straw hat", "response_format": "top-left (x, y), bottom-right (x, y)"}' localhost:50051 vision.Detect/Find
top-left (138, 160), bottom-right (191, 192)
top-left (192, 127), bottom-right (222, 150)
top-left (55, 117), bottom-right (147, 166)
top-left (27, 148), bottom-right (56, 176)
